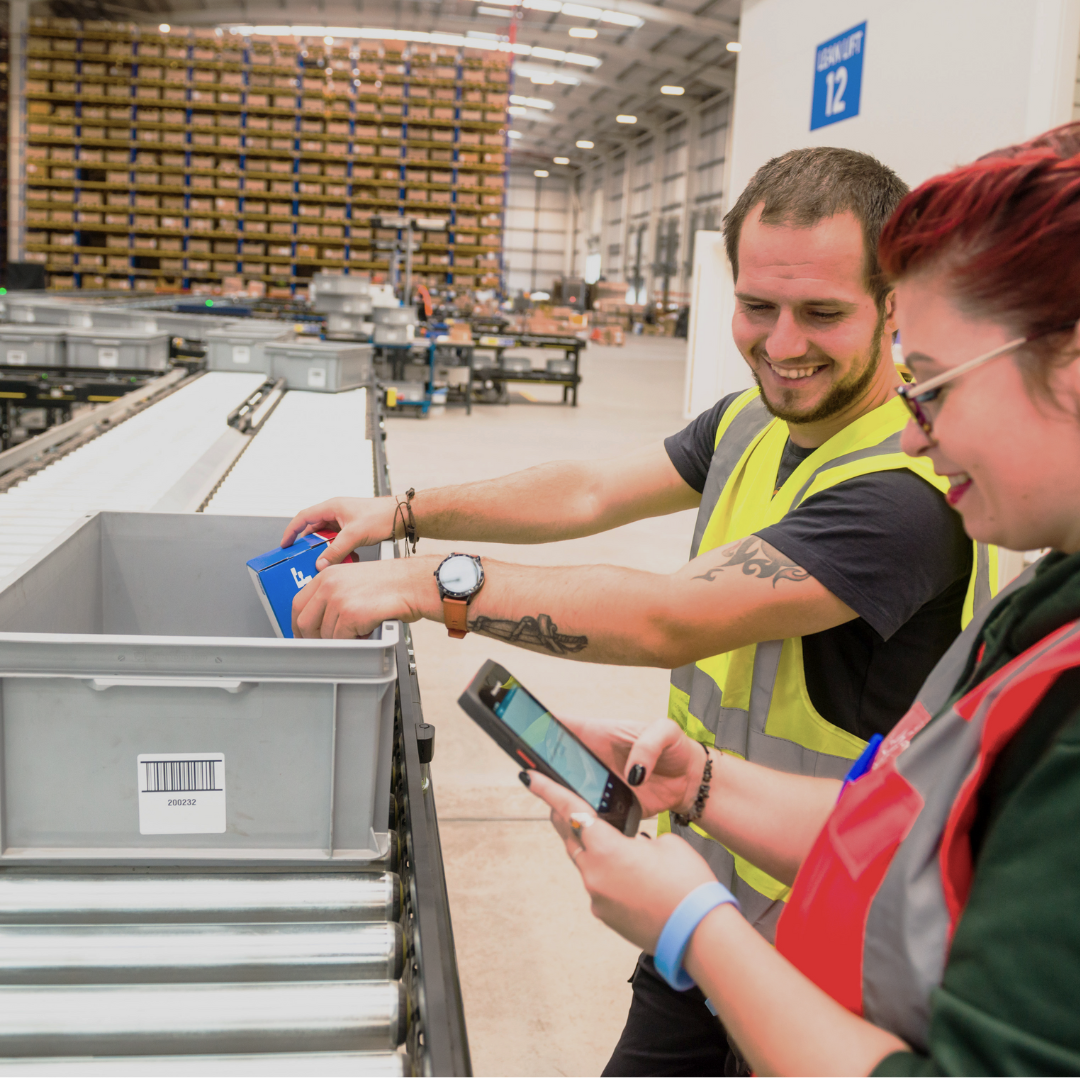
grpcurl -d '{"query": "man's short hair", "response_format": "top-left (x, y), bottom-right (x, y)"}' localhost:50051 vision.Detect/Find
top-left (723, 147), bottom-right (909, 311)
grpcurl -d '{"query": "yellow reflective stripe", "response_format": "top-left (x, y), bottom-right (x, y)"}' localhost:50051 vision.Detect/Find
top-left (764, 638), bottom-right (865, 758)
top-left (711, 388), bottom-right (764, 451)
top-left (682, 822), bottom-right (793, 902)
top-left (668, 684), bottom-right (716, 746)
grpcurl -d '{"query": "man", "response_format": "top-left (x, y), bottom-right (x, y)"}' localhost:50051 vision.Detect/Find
top-left (286, 147), bottom-right (992, 1074)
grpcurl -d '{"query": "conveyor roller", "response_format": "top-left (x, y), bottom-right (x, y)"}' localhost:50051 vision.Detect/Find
top-left (0, 873), bottom-right (401, 924)
top-left (0, 921), bottom-right (404, 984)
top-left (0, 979), bottom-right (408, 1056)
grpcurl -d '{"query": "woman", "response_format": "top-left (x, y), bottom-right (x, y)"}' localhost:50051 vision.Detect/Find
top-left (523, 122), bottom-right (1080, 1076)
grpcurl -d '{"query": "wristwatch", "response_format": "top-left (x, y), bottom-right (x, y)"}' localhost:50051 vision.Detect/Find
top-left (434, 553), bottom-right (485, 639)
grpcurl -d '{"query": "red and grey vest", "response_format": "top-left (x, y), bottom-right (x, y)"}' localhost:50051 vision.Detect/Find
top-left (775, 564), bottom-right (1077, 1052)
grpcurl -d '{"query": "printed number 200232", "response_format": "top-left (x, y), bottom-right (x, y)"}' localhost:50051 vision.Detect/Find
top-left (168, 798), bottom-right (197, 806)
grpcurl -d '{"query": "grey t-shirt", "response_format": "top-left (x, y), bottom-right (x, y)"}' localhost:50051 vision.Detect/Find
top-left (665, 394), bottom-right (973, 741)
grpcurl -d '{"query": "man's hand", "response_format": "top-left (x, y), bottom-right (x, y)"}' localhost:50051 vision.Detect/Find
top-left (281, 497), bottom-right (398, 570)
top-left (292, 555), bottom-right (440, 638)
top-left (557, 716), bottom-right (706, 819)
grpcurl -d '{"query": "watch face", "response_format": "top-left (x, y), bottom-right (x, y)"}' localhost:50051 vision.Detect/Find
top-left (439, 554), bottom-right (481, 596)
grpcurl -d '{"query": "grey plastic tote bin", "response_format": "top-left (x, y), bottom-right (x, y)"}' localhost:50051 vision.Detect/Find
top-left (0, 326), bottom-right (66, 367)
top-left (0, 511), bottom-right (398, 866)
top-left (266, 340), bottom-right (373, 392)
top-left (205, 324), bottom-right (291, 373)
top-left (87, 307), bottom-right (161, 333)
top-left (372, 307), bottom-right (414, 327)
top-left (64, 328), bottom-right (170, 372)
top-left (325, 312), bottom-right (372, 336)
top-left (4, 298), bottom-right (93, 328)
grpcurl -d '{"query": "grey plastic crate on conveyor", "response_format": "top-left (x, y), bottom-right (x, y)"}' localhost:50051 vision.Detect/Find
top-left (266, 340), bottom-right (373, 392)
top-left (325, 312), bottom-right (373, 336)
top-left (87, 308), bottom-right (163, 334)
top-left (0, 325), bottom-right (67, 367)
top-left (204, 323), bottom-right (292, 374)
top-left (0, 511), bottom-right (397, 866)
top-left (3, 298), bottom-right (93, 329)
top-left (63, 328), bottom-right (171, 372)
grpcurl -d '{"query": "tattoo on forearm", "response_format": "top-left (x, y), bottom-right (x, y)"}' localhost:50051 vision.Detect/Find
top-left (693, 537), bottom-right (810, 587)
top-left (470, 613), bottom-right (589, 654)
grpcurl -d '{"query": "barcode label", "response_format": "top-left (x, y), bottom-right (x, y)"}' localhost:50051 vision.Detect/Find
top-left (141, 758), bottom-right (222, 793)
top-left (137, 753), bottom-right (226, 835)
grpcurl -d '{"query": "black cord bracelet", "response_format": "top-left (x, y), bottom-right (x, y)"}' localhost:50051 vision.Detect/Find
top-left (389, 487), bottom-right (418, 555)
top-left (672, 744), bottom-right (713, 827)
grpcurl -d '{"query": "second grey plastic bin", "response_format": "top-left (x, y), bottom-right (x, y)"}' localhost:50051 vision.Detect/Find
top-left (205, 323), bottom-right (290, 373)
top-left (266, 341), bottom-right (373, 392)
top-left (0, 326), bottom-right (67, 367)
top-left (0, 512), bottom-right (398, 867)
top-left (63, 329), bottom-right (171, 371)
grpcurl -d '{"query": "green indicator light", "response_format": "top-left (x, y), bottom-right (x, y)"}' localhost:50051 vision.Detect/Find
top-left (0, 288), bottom-right (6, 294)
top-left (206, 299), bottom-right (213, 307)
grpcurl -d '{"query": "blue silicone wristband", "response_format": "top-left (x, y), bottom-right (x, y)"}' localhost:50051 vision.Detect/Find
top-left (654, 881), bottom-right (740, 991)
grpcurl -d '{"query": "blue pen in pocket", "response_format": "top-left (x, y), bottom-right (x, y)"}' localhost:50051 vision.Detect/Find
top-left (838, 733), bottom-right (883, 800)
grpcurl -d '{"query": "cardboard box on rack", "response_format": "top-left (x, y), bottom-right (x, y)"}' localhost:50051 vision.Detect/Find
top-left (246, 531), bottom-right (358, 638)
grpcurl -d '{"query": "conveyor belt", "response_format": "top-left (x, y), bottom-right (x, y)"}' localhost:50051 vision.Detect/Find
top-left (0, 375), bottom-right (467, 1075)
top-left (0, 372), bottom-right (264, 585)
top-left (205, 386), bottom-right (375, 516)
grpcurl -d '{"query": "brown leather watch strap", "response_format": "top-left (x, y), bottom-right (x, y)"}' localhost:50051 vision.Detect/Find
top-left (443, 597), bottom-right (469, 639)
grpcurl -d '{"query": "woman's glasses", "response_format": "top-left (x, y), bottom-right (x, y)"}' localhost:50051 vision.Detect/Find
top-left (896, 324), bottom-right (1076, 435)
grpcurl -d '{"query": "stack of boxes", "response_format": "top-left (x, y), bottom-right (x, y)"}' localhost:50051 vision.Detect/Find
top-left (23, 19), bottom-right (509, 297)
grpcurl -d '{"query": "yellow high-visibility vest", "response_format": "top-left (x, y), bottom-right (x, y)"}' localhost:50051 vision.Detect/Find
top-left (665, 386), bottom-right (997, 939)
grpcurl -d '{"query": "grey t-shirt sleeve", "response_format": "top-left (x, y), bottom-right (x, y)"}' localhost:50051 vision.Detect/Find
top-left (758, 470), bottom-right (973, 640)
top-left (664, 392), bottom-right (745, 494)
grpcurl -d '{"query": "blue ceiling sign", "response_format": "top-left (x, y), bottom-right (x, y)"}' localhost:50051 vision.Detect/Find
top-left (810, 21), bottom-right (866, 131)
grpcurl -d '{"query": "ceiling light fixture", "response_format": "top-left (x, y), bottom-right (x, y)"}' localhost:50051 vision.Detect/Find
top-left (530, 73), bottom-right (556, 84)
top-left (569, 26), bottom-right (598, 37)
top-left (477, 5), bottom-right (512, 13)
top-left (576, 139), bottom-right (594, 148)
top-left (726, 41), bottom-right (741, 52)
top-left (509, 94), bottom-right (555, 110)
top-left (508, 105), bottom-right (528, 116)
top-left (324, 35), bottom-right (334, 45)
top-left (159, 23), bottom-right (170, 32)
top-left (615, 114), bottom-right (637, 124)
top-left (508, 130), bottom-right (524, 139)
top-left (660, 85), bottom-right (684, 95)
top-left (534, 170), bottom-right (550, 177)
top-left (228, 26), bottom-right (602, 66)
top-left (469, 0), bottom-right (641, 26)
top-left (553, 156), bottom-right (570, 164)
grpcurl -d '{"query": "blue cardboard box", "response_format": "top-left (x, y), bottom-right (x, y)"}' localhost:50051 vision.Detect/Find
top-left (247, 532), bottom-right (356, 638)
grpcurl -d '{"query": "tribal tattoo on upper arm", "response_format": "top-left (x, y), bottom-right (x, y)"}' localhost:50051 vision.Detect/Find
top-left (470, 613), bottom-right (589, 655)
top-left (693, 536), bottom-right (811, 587)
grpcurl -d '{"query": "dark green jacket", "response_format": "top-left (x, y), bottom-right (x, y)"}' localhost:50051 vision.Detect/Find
top-left (875, 551), bottom-right (1080, 1076)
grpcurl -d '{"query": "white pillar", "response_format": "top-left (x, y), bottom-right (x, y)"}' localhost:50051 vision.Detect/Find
top-left (685, 0), bottom-right (1080, 417)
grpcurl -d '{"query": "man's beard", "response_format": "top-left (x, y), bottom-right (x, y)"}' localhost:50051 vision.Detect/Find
top-left (752, 308), bottom-right (887, 425)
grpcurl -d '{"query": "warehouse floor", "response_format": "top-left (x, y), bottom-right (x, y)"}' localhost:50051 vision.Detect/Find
top-left (386, 335), bottom-right (702, 1076)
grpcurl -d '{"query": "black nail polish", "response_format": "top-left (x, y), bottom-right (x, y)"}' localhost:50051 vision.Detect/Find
top-left (639, 831), bottom-right (652, 840)
top-left (518, 770), bottom-right (531, 787)
top-left (628, 764), bottom-right (645, 787)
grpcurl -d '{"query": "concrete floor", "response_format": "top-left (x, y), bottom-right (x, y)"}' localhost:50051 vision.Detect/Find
top-left (384, 336), bottom-right (698, 1077)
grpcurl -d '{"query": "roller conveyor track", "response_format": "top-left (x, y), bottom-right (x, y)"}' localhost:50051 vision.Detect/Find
top-left (0, 379), bottom-right (468, 1074)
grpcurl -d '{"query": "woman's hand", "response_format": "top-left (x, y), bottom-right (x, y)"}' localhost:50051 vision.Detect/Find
top-left (524, 770), bottom-right (717, 953)
top-left (556, 716), bottom-right (708, 818)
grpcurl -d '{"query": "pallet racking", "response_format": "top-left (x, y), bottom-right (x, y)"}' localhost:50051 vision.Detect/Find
top-left (22, 19), bottom-right (509, 297)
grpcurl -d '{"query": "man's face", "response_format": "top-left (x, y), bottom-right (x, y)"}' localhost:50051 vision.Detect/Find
top-left (731, 205), bottom-right (892, 424)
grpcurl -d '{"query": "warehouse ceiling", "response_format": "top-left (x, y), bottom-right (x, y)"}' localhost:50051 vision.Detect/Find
top-left (40, 0), bottom-right (739, 165)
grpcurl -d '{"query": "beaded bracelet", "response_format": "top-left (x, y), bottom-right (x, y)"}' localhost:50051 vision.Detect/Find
top-left (672, 744), bottom-right (713, 827)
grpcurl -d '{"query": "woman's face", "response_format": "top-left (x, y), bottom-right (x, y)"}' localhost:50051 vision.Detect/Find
top-left (896, 272), bottom-right (1080, 554)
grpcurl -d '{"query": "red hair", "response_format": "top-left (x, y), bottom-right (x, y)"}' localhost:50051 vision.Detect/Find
top-left (878, 122), bottom-right (1080, 386)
